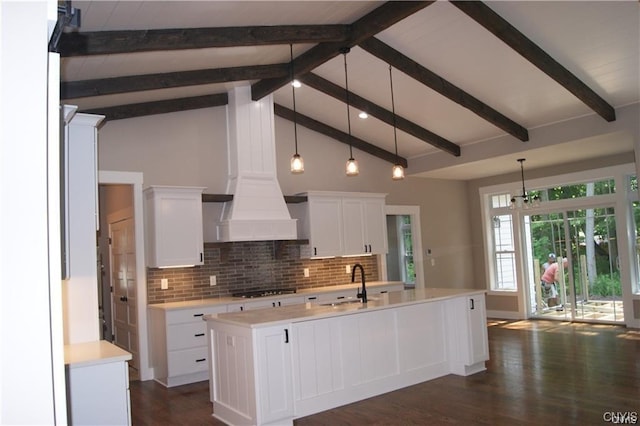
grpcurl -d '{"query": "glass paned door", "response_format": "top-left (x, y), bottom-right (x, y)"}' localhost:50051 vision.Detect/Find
top-left (525, 207), bottom-right (624, 323)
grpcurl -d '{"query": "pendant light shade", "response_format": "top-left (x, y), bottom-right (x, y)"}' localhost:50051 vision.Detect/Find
top-left (388, 65), bottom-right (404, 180)
top-left (342, 48), bottom-right (358, 176)
top-left (289, 44), bottom-right (304, 174)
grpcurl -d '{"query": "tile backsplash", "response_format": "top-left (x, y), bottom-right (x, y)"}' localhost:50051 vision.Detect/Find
top-left (147, 241), bottom-right (379, 304)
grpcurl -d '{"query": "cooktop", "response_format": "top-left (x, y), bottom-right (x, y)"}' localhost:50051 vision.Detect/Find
top-left (231, 289), bottom-right (297, 299)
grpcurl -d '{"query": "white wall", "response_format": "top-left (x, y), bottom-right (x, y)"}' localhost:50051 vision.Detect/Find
top-left (0, 1), bottom-right (63, 424)
top-left (98, 105), bottom-right (476, 289)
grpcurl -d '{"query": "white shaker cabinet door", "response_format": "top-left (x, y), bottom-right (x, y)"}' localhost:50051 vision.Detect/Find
top-left (255, 325), bottom-right (294, 424)
top-left (307, 196), bottom-right (343, 257)
top-left (144, 186), bottom-right (205, 268)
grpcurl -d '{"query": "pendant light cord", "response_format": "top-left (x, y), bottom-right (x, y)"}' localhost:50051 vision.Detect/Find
top-left (389, 65), bottom-right (399, 161)
top-left (342, 49), bottom-right (353, 158)
top-left (290, 44), bottom-right (299, 156)
top-left (519, 158), bottom-right (527, 198)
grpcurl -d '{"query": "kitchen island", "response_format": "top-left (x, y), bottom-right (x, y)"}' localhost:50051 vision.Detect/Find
top-left (205, 288), bottom-right (488, 426)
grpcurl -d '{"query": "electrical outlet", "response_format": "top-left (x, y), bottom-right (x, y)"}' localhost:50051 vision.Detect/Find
top-left (303, 268), bottom-right (310, 278)
top-left (346, 265), bottom-right (351, 274)
top-left (161, 278), bottom-right (168, 290)
top-left (210, 275), bottom-right (217, 286)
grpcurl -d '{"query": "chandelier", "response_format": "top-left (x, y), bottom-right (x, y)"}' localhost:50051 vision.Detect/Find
top-left (510, 158), bottom-right (540, 209)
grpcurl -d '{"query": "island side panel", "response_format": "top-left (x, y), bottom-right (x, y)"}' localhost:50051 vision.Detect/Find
top-left (207, 321), bottom-right (257, 426)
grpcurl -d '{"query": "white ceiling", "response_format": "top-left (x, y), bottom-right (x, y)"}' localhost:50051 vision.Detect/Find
top-left (61, 1), bottom-right (640, 180)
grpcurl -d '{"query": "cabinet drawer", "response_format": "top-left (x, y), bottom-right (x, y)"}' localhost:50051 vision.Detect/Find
top-left (168, 347), bottom-right (209, 376)
top-left (166, 305), bottom-right (227, 325)
top-left (167, 322), bottom-right (207, 351)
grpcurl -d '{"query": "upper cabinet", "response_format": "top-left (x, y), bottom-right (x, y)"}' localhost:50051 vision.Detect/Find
top-left (291, 192), bottom-right (387, 258)
top-left (144, 186), bottom-right (206, 268)
top-left (342, 196), bottom-right (387, 256)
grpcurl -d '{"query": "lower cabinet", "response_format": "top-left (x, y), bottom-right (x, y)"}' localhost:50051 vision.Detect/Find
top-left (65, 341), bottom-right (132, 426)
top-left (149, 304), bottom-right (228, 387)
top-left (255, 326), bottom-right (294, 424)
top-left (228, 296), bottom-right (305, 312)
top-left (445, 294), bottom-right (489, 375)
top-left (207, 292), bottom-right (488, 425)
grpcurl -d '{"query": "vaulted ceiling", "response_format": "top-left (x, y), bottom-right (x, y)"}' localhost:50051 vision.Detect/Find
top-left (56, 1), bottom-right (640, 180)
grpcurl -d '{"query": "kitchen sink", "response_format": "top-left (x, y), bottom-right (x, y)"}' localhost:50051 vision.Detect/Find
top-left (319, 297), bottom-right (378, 307)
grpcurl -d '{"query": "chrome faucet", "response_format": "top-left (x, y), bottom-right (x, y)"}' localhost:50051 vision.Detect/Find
top-left (351, 263), bottom-right (367, 303)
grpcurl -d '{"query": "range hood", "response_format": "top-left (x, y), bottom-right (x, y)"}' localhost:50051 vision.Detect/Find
top-left (216, 85), bottom-right (297, 242)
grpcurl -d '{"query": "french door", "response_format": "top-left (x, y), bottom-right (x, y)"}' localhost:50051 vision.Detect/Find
top-left (525, 206), bottom-right (624, 323)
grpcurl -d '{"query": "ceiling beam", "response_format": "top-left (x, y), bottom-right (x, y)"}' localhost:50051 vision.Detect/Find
top-left (251, 1), bottom-right (433, 101)
top-left (81, 93), bottom-right (228, 122)
top-left (359, 37), bottom-right (529, 142)
top-left (274, 103), bottom-right (408, 168)
top-left (300, 73), bottom-right (460, 157)
top-left (61, 64), bottom-right (288, 100)
top-left (451, 1), bottom-right (615, 122)
top-left (58, 25), bottom-right (350, 57)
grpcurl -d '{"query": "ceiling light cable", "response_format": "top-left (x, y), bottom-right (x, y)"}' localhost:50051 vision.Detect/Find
top-left (289, 44), bottom-right (304, 174)
top-left (389, 65), bottom-right (404, 180)
top-left (342, 47), bottom-right (358, 176)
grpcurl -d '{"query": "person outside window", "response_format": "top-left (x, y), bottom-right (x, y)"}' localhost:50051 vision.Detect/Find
top-left (541, 257), bottom-right (568, 308)
top-left (542, 253), bottom-right (556, 272)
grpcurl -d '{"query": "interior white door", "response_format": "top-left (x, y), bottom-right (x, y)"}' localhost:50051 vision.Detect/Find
top-left (110, 217), bottom-right (139, 369)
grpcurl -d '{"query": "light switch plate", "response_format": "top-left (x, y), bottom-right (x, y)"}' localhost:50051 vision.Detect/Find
top-left (303, 268), bottom-right (310, 277)
top-left (161, 278), bottom-right (168, 290)
top-left (210, 275), bottom-right (217, 286)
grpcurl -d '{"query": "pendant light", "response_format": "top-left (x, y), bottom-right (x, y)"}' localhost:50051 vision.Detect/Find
top-left (341, 47), bottom-right (359, 176)
top-left (510, 158), bottom-right (540, 209)
top-left (388, 65), bottom-right (404, 180)
top-left (289, 44), bottom-right (304, 174)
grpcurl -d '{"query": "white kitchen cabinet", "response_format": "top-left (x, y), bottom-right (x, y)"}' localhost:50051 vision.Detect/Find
top-left (65, 341), bottom-right (132, 426)
top-left (149, 304), bottom-right (227, 387)
top-left (144, 186), bottom-right (206, 268)
top-left (207, 321), bottom-right (293, 425)
top-left (342, 195), bottom-right (387, 255)
top-left (64, 112), bottom-right (104, 344)
top-left (296, 195), bottom-right (343, 258)
top-left (292, 191), bottom-right (387, 258)
top-left (445, 294), bottom-right (489, 376)
top-left (255, 325), bottom-right (294, 424)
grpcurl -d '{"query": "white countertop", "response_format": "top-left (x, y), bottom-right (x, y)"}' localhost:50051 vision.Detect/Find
top-left (205, 288), bottom-right (485, 328)
top-left (148, 281), bottom-right (403, 311)
top-left (64, 340), bottom-right (132, 368)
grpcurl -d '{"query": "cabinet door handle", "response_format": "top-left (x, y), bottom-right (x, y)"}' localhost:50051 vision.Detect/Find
top-left (272, 302), bottom-right (276, 308)
top-left (314, 247), bottom-right (317, 256)
top-left (200, 252), bottom-right (203, 262)
top-left (307, 296), bottom-right (317, 301)
top-left (284, 329), bottom-right (289, 343)
top-left (193, 313), bottom-right (204, 317)
top-left (368, 244), bottom-right (372, 252)
top-left (470, 299), bottom-right (475, 310)
top-left (195, 358), bottom-right (206, 363)
top-left (337, 296), bottom-right (345, 299)
top-left (364, 244), bottom-right (368, 253)
top-left (240, 306), bottom-right (244, 311)
top-left (195, 333), bottom-right (205, 337)
top-left (278, 301), bottom-right (282, 307)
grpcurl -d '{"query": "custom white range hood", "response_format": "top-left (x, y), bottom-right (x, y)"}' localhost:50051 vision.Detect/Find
top-left (216, 85), bottom-right (297, 242)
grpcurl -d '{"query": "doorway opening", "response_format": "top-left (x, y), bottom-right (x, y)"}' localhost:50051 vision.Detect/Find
top-left (384, 205), bottom-right (424, 289)
top-left (98, 171), bottom-right (151, 382)
top-left (524, 206), bottom-right (624, 323)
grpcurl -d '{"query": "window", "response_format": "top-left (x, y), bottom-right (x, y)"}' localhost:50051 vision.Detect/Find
top-left (491, 205), bottom-right (517, 291)
top-left (536, 178), bottom-right (616, 202)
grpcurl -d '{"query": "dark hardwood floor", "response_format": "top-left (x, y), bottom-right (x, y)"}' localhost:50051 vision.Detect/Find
top-left (130, 320), bottom-right (640, 425)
